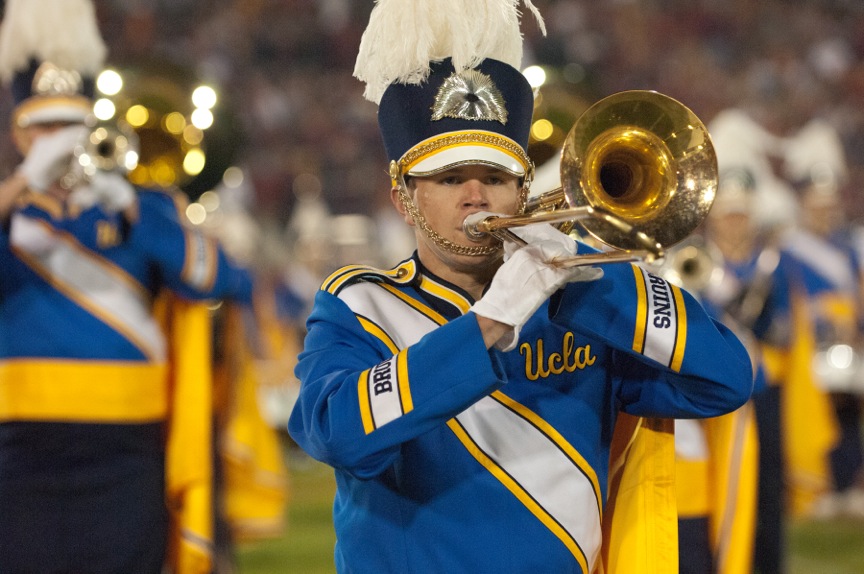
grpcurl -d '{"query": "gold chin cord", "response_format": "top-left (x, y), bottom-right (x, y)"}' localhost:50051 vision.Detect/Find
top-left (396, 178), bottom-right (529, 257)
top-left (462, 90), bottom-right (719, 268)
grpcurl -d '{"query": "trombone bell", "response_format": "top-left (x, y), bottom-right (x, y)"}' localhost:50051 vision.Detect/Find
top-left (463, 90), bottom-right (718, 265)
top-left (563, 90), bottom-right (717, 252)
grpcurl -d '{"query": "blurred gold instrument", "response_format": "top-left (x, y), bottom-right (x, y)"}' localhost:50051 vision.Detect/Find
top-left (464, 90), bottom-right (718, 267)
top-left (61, 120), bottom-right (140, 190)
top-left (653, 235), bottom-right (724, 293)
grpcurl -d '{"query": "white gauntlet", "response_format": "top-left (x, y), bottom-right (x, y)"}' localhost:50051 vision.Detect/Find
top-left (471, 237), bottom-right (603, 351)
top-left (17, 125), bottom-right (88, 192)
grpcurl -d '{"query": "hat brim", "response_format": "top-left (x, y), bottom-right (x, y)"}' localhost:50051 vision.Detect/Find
top-left (14, 96), bottom-right (91, 127)
top-left (403, 131), bottom-right (528, 178)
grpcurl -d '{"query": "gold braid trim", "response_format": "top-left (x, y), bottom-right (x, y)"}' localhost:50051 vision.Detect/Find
top-left (399, 132), bottom-right (533, 177)
top-left (396, 181), bottom-right (529, 258)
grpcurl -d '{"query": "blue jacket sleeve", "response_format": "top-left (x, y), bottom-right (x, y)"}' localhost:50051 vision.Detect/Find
top-left (551, 260), bottom-right (753, 418)
top-left (132, 189), bottom-right (254, 304)
top-left (288, 289), bottom-right (505, 479)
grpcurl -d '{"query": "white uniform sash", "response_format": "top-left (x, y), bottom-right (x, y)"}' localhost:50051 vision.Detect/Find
top-left (339, 280), bottom-right (602, 570)
top-left (10, 214), bottom-right (166, 360)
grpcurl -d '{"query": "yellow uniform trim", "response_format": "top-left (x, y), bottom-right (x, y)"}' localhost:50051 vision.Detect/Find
top-left (632, 265), bottom-right (648, 353)
top-left (670, 284), bottom-right (687, 372)
top-left (491, 390), bottom-right (602, 517)
top-left (396, 349), bottom-right (414, 413)
top-left (323, 260), bottom-right (417, 295)
top-left (674, 457), bottom-right (710, 517)
top-left (760, 345), bottom-right (787, 385)
top-left (358, 369), bottom-right (374, 434)
top-left (20, 217), bottom-right (150, 297)
top-left (419, 275), bottom-right (471, 314)
top-left (322, 265), bottom-right (372, 293)
top-left (378, 283), bottom-right (448, 325)
top-left (402, 130), bottom-right (528, 173)
top-left (20, 191), bottom-right (64, 219)
top-left (0, 360), bottom-right (168, 422)
top-left (11, 232), bottom-right (159, 361)
top-left (447, 417), bottom-right (590, 572)
top-left (356, 316), bottom-right (400, 355)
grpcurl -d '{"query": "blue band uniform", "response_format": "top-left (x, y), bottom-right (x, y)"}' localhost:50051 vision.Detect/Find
top-left (289, 248), bottom-right (753, 573)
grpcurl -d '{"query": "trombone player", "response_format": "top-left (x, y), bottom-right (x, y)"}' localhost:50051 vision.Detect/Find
top-left (0, 1), bottom-right (255, 571)
top-left (288, 1), bottom-right (753, 572)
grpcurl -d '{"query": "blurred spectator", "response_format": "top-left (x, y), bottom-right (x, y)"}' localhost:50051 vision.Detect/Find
top-left (2, 1), bottom-right (864, 268)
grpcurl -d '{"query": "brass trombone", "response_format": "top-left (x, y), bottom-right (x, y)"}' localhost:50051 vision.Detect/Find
top-left (463, 90), bottom-right (718, 267)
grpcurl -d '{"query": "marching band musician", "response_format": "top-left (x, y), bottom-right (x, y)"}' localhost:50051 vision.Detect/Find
top-left (781, 118), bottom-right (864, 520)
top-left (0, 1), bottom-right (255, 572)
top-left (287, 1), bottom-right (753, 572)
top-left (669, 167), bottom-right (798, 574)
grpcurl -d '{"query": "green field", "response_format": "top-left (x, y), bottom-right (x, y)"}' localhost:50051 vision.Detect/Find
top-left (236, 450), bottom-right (864, 573)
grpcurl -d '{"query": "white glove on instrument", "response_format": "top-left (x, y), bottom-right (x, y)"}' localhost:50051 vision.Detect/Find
top-left (17, 125), bottom-right (88, 192)
top-left (503, 221), bottom-right (579, 259)
top-left (69, 170), bottom-right (137, 214)
top-left (471, 238), bottom-right (604, 352)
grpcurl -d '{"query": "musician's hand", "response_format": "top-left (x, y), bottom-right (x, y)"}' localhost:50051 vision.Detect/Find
top-left (69, 170), bottom-right (137, 214)
top-left (472, 239), bottom-right (602, 351)
top-left (17, 125), bottom-right (87, 192)
top-left (504, 222), bottom-right (578, 259)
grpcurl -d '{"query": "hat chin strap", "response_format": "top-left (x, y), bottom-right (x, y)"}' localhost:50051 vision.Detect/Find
top-left (394, 173), bottom-right (528, 257)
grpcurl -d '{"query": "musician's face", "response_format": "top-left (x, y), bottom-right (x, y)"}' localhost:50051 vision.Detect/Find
top-left (397, 164), bottom-right (521, 274)
top-left (801, 187), bottom-right (843, 238)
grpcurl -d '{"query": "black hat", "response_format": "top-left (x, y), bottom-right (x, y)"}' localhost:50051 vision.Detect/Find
top-left (378, 57), bottom-right (534, 181)
top-left (353, 0), bottom-right (545, 186)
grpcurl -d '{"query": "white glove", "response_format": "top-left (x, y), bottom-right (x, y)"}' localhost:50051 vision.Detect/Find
top-left (69, 170), bottom-right (137, 213)
top-left (503, 222), bottom-right (579, 260)
top-left (17, 125), bottom-right (88, 192)
top-left (505, 221), bottom-right (604, 280)
top-left (472, 239), bottom-right (604, 351)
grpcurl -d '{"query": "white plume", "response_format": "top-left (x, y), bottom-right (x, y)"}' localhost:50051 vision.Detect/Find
top-left (708, 108), bottom-right (798, 231)
top-left (0, 0), bottom-right (107, 82)
top-left (781, 118), bottom-right (848, 187)
top-left (354, 0), bottom-right (545, 104)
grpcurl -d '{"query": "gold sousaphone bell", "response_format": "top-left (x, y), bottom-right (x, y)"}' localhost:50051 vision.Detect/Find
top-left (463, 90), bottom-right (718, 267)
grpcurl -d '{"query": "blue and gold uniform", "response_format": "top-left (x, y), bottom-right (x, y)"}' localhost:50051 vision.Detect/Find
top-left (782, 225), bottom-right (859, 515)
top-left (676, 240), bottom-right (794, 574)
top-left (289, 250), bottom-right (753, 574)
top-left (0, 188), bottom-right (253, 572)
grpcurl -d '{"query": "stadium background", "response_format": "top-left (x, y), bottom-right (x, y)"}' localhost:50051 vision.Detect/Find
top-left (2, 1), bottom-right (864, 572)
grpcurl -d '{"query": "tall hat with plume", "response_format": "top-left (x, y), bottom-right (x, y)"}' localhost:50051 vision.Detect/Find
top-left (782, 118), bottom-right (848, 195)
top-left (0, 0), bottom-right (106, 129)
top-left (708, 109), bottom-right (798, 228)
top-left (354, 0), bottom-right (545, 187)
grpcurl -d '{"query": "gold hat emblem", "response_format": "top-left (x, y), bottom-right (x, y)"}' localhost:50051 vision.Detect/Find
top-left (431, 69), bottom-right (508, 124)
top-left (33, 62), bottom-right (83, 97)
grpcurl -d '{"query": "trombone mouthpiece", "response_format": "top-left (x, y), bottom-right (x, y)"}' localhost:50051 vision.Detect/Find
top-left (463, 211), bottom-right (498, 241)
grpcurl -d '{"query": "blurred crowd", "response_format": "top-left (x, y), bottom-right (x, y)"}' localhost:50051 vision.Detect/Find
top-left (2, 0), bottom-right (864, 277)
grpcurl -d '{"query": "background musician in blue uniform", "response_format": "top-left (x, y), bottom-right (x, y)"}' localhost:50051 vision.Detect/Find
top-left (667, 168), bottom-right (796, 574)
top-left (288, 1), bottom-right (753, 572)
top-left (781, 119), bottom-right (864, 520)
top-left (0, 1), bottom-right (254, 571)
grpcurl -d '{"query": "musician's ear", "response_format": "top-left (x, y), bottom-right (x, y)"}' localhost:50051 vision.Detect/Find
top-left (391, 182), bottom-right (415, 226)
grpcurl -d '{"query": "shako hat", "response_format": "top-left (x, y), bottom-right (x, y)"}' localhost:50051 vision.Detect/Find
top-left (0, 0), bottom-right (106, 128)
top-left (353, 0), bottom-right (545, 186)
